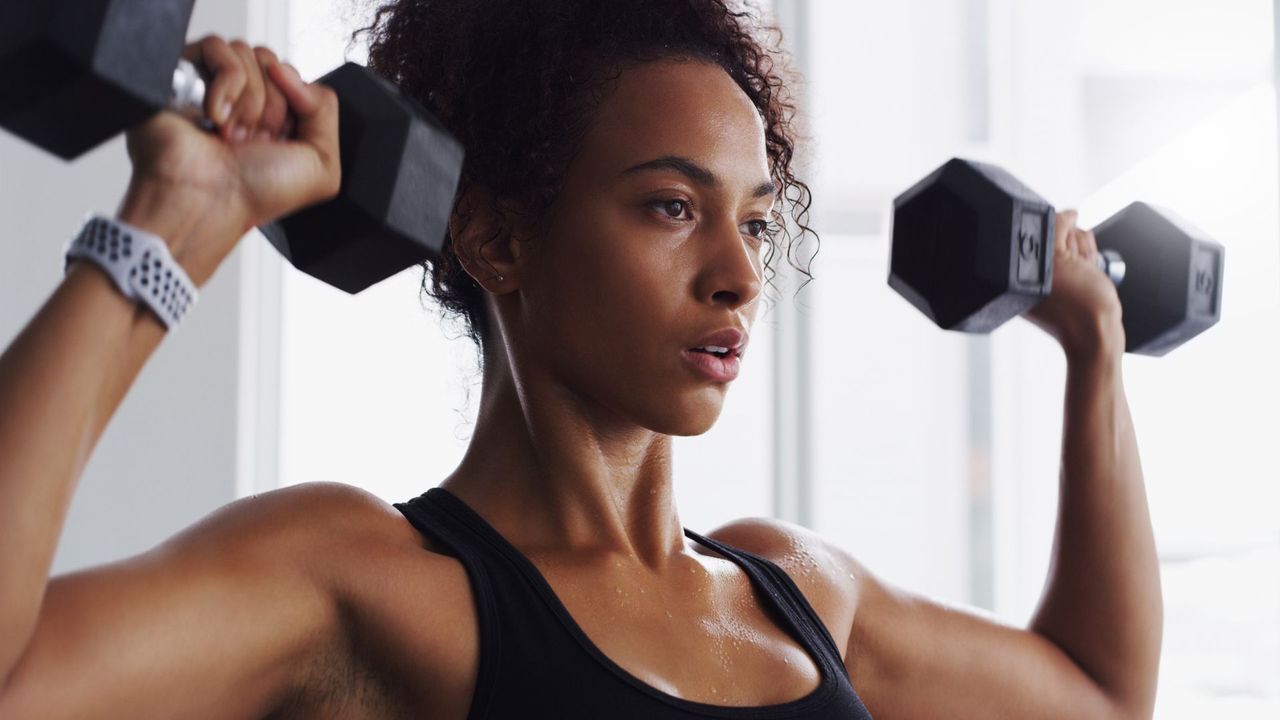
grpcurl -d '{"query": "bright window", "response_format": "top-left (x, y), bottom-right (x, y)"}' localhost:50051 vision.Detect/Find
top-left (803, 0), bottom-right (1279, 716)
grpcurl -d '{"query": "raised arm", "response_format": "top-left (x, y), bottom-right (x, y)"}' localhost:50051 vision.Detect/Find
top-left (842, 210), bottom-right (1161, 720)
top-left (0, 36), bottom-right (341, 716)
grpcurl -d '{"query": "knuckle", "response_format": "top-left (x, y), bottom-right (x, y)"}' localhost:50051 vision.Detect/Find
top-left (229, 39), bottom-right (252, 55)
top-left (254, 46), bottom-right (279, 63)
top-left (223, 65), bottom-right (247, 89)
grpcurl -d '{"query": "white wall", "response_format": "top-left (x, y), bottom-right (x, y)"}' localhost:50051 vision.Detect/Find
top-left (0, 1), bottom-right (264, 573)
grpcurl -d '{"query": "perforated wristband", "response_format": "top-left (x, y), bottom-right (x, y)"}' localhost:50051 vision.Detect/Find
top-left (63, 214), bottom-right (199, 330)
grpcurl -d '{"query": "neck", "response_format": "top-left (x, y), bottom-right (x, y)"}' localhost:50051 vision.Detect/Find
top-left (440, 350), bottom-right (686, 570)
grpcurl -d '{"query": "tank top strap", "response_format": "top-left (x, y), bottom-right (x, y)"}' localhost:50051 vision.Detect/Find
top-left (682, 529), bottom-right (848, 674)
top-left (393, 490), bottom-right (506, 720)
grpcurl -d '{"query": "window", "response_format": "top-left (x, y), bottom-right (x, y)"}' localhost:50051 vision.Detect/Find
top-left (801, 0), bottom-right (1279, 715)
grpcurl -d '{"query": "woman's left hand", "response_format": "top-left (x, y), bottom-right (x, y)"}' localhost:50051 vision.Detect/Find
top-left (1024, 209), bottom-right (1125, 362)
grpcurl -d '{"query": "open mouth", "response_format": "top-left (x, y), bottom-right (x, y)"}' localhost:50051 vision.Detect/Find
top-left (689, 345), bottom-right (734, 359)
top-left (681, 346), bottom-right (741, 382)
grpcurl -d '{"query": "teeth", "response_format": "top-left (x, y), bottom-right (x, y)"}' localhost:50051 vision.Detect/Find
top-left (700, 345), bottom-right (730, 354)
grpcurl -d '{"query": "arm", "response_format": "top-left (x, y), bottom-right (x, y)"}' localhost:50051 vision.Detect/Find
top-left (0, 35), bottom-right (341, 713)
top-left (843, 358), bottom-right (1157, 719)
top-left (0, 484), bottom-right (347, 720)
top-left (844, 211), bottom-right (1161, 719)
top-left (0, 185), bottom-right (226, 686)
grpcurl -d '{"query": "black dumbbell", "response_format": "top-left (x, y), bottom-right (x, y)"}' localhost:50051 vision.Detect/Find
top-left (0, 0), bottom-right (464, 294)
top-left (888, 158), bottom-right (1225, 356)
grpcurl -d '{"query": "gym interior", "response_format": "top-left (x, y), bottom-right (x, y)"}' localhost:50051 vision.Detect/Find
top-left (0, 0), bottom-right (1275, 717)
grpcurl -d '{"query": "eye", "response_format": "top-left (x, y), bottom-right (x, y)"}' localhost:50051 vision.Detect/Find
top-left (744, 219), bottom-right (769, 238)
top-left (652, 198), bottom-right (691, 220)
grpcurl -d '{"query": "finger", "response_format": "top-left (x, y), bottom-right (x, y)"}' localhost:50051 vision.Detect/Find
top-left (267, 62), bottom-right (342, 200)
top-left (183, 35), bottom-right (244, 131)
top-left (1053, 209), bottom-right (1078, 255)
top-left (227, 40), bottom-right (266, 143)
top-left (253, 46), bottom-right (290, 140)
top-left (1078, 227), bottom-right (1099, 258)
top-left (274, 113), bottom-right (297, 141)
top-left (1065, 228), bottom-right (1082, 258)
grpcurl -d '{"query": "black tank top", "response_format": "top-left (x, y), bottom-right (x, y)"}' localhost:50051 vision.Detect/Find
top-left (394, 487), bottom-right (874, 719)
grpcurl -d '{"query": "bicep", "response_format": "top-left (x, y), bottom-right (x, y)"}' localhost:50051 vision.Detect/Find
top-left (0, 490), bottom-right (342, 720)
top-left (845, 560), bottom-right (1126, 720)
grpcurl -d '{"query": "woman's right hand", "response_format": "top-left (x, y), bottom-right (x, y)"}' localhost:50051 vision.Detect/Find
top-left (119, 36), bottom-right (341, 286)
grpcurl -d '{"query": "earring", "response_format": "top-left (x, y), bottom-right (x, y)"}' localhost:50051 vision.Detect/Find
top-left (496, 275), bottom-right (505, 283)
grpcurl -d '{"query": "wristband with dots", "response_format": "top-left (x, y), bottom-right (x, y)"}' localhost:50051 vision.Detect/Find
top-left (63, 214), bottom-right (199, 330)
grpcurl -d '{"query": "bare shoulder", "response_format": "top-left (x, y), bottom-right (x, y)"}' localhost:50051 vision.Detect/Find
top-left (706, 516), bottom-right (862, 657)
top-left (0, 483), bottom-right (430, 720)
top-left (163, 481), bottom-right (419, 562)
top-left (191, 482), bottom-right (464, 716)
top-left (157, 480), bottom-right (432, 616)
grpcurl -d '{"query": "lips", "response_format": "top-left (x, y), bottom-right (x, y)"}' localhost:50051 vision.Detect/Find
top-left (688, 328), bottom-right (747, 358)
top-left (683, 327), bottom-right (748, 382)
top-left (681, 348), bottom-right (741, 382)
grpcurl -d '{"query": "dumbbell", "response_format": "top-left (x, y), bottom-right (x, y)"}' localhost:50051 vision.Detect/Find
top-left (888, 158), bottom-right (1225, 356)
top-left (0, 0), bottom-right (464, 294)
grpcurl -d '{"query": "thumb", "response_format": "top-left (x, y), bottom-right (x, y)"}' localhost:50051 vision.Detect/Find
top-left (266, 61), bottom-right (341, 195)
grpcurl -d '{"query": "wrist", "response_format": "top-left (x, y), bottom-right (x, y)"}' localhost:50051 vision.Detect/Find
top-left (1062, 310), bottom-right (1125, 367)
top-left (116, 177), bottom-right (245, 286)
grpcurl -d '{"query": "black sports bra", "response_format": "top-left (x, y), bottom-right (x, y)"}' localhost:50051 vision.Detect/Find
top-left (394, 487), bottom-right (874, 719)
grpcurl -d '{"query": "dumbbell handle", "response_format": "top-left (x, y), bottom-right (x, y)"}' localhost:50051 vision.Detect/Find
top-left (1095, 248), bottom-right (1126, 286)
top-left (169, 59), bottom-right (215, 131)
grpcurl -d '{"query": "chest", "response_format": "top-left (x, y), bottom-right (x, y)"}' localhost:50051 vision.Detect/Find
top-left (289, 539), bottom-right (854, 720)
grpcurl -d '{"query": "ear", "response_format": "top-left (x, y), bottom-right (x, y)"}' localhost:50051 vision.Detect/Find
top-left (448, 185), bottom-right (526, 294)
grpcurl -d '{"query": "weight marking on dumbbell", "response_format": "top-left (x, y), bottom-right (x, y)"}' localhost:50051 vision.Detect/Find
top-left (1018, 229), bottom-right (1040, 261)
top-left (1194, 270), bottom-right (1214, 296)
top-left (890, 160), bottom-right (1225, 355)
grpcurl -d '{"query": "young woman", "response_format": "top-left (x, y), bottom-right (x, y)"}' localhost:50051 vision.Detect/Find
top-left (0, 1), bottom-right (1160, 718)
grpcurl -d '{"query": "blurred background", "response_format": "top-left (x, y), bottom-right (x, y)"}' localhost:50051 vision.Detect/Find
top-left (0, 0), bottom-right (1275, 717)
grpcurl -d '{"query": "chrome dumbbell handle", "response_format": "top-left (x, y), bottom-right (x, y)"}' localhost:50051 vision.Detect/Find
top-left (1095, 248), bottom-right (1126, 286)
top-left (169, 59), bottom-right (216, 131)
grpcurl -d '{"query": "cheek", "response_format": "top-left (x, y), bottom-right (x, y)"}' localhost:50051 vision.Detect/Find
top-left (526, 216), bottom-right (688, 359)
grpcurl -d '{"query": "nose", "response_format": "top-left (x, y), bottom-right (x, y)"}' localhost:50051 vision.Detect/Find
top-left (695, 217), bottom-right (764, 311)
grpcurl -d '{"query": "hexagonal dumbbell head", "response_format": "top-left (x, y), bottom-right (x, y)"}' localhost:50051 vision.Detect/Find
top-left (259, 63), bottom-right (465, 294)
top-left (1094, 202), bottom-right (1224, 356)
top-left (889, 158), bottom-right (1056, 332)
top-left (0, 0), bottom-right (196, 159)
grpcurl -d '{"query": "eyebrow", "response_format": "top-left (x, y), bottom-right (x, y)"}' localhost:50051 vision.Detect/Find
top-left (620, 155), bottom-right (777, 199)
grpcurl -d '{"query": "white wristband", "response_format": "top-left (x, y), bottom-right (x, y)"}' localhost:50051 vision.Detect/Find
top-left (63, 214), bottom-right (199, 330)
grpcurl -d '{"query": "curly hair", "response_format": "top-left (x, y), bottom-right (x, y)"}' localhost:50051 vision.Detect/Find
top-left (353, 0), bottom-right (817, 360)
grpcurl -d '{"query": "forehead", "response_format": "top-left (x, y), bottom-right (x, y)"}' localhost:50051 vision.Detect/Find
top-left (570, 58), bottom-right (771, 190)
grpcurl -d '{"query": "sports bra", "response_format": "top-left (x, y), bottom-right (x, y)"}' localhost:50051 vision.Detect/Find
top-left (394, 487), bottom-right (874, 719)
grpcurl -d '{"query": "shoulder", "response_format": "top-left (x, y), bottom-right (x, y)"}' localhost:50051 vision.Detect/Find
top-left (705, 515), bottom-right (861, 586)
top-left (185, 480), bottom-right (412, 538)
top-left (706, 516), bottom-right (864, 655)
top-left (164, 481), bottom-right (424, 573)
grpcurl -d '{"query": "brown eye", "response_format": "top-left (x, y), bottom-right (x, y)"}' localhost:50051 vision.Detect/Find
top-left (659, 199), bottom-right (689, 218)
top-left (745, 219), bottom-right (769, 238)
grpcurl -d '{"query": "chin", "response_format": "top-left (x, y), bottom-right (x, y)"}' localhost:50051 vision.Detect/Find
top-left (644, 393), bottom-right (726, 437)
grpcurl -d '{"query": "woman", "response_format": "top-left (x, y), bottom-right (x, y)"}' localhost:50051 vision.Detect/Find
top-left (0, 0), bottom-right (1161, 718)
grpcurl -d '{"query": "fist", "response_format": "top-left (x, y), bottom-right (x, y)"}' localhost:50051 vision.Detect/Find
top-left (1025, 209), bottom-right (1125, 360)
top-left (119, 36), bottom-right (342, 285)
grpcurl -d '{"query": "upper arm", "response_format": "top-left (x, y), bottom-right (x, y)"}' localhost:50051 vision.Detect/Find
top-left (709, 517), bottom-right (1133, 720)
top-left (841, 553), bottom-right (1131, 720)
top-left (0, 481), bottom-right (383, 720)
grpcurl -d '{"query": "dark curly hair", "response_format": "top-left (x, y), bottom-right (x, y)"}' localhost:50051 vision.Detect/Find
top-left (353, 0), bottom-right (817, 361)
